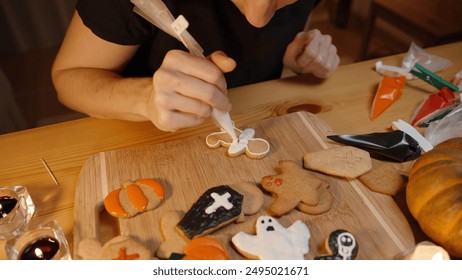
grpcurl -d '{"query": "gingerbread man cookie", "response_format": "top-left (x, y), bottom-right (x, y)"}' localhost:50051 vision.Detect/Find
top-left (231, 216), bottom-right (310, 260)
top-left (261, 160), bottom-right (332, 216)
top-left (206, 126), bottom-right (270, 159)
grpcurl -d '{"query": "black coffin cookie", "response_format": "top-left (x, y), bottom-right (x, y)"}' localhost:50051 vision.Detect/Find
top-left (177, 185), bottom-right (243, 239)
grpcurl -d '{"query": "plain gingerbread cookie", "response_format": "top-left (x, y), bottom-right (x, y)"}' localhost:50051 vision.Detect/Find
top-left (78, 235), bottom-right (153, 260)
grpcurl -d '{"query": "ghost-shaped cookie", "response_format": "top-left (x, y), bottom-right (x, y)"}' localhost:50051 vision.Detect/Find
top-left (231, 216), bottom-right (310, 260)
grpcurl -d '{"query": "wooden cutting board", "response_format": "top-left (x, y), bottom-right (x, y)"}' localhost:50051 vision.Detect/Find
top-left (74, 112), bottom-right (415, 260)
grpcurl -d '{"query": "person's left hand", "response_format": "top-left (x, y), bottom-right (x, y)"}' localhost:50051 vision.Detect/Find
top-left (283, 29), bottom-right (340, 78)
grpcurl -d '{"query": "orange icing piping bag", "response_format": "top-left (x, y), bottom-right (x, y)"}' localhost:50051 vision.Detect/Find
top-left (370, 75), bottom-right (407, 120)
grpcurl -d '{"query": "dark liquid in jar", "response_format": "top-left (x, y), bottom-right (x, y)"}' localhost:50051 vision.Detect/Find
top-left (0, 196), bottom-right (18, 218)
top-left (20, 236), bottom-right (60, 260)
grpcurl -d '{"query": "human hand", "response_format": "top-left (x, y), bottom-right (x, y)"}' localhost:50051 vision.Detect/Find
top-left (146, 50), bottom-right (236, 132)
top-left (283, 29), bottom-right (340, 78)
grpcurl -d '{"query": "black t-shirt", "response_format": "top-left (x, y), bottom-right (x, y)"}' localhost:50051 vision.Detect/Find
top-left (76, 0), bottom-right (319, 88)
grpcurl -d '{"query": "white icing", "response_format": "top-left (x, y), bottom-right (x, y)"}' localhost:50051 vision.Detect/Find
top-left (337, 232), bottom-right (356, 260)
top-left (231, 216), bottom-right (310, 260)
top-left (228, 128), bottom-right (255, 155)
top-left (205, 192), bottom-right (233, 214)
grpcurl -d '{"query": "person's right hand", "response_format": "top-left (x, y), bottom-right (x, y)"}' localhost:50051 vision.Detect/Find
top-left (145, 50), bottom-right (236, 132)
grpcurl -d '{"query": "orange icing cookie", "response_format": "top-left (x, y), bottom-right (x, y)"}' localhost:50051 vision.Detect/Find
top-left (104, 178), bottom-right (165, 218)
top-left (104, 188), bottom-right (129, 218)
top-left (206, 126), bottom-right (270, 159)
top-left (182, 237), bottom-right (230, 260)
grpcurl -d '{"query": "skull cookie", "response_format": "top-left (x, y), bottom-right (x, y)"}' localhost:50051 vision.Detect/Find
top-left (314, 229), bottom-right (358, 260)
top-left (231, 216), bottom-right (311, 260)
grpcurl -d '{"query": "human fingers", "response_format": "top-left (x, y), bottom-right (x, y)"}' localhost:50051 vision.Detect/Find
top-left (209, 51), bottom-right (237, 73)
top-left (296, 29), bottom-right (339, 77)
top-left (159, 50), bottom-right (231, 112)
top-left (163, 49), bottom-right (229, 95)
top-left (153, 109), bottom-right (206, 132)
top-left (297, 29), bottom-right (330, 71)
top-left (153, 63), bottom-right (231, 113)
top-left (148, 74), bottom-right (210, 132)
top-left (282, 31), bottom-right (312, 72)
top-left (312, 46), bottom-right (340, 78)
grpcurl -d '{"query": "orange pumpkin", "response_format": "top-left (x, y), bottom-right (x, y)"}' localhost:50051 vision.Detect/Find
top-left (406, 137), bottom-right (462, 258)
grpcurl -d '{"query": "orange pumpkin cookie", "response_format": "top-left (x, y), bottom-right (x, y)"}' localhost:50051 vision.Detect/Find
top-left (180, 237), bottom-right (230, 260)
top-left (104, 178), bottom-right (165, 218)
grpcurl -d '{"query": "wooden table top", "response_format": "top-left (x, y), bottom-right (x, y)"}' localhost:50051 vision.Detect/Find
top-left (1, 41), bottom-right (461, 259)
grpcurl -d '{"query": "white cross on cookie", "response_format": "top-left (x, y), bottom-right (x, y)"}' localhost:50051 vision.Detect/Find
top-left (205, 192), bottom-right (233, 214)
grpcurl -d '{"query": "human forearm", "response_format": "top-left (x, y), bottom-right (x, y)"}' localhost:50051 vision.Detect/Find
top-left (52, 67), bottom-right (152, 122)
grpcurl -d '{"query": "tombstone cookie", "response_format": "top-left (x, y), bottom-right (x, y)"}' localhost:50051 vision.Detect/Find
top-left (176, 185), bottom-right (243, 239)
top-left (206, 126), bottom-right (270, 159)
top-left (303, 146), bottom-right (372, 178)
top-left (231, 216), bottom-right (311, 260)
top-left (314, 229), bottom-right (358, 260)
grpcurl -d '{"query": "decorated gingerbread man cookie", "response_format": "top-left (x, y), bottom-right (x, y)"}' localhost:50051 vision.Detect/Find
top-left (261, 160), bottom-right (333, 216)
top-left (206, 126), bottom-right (270, 159)
top-left (231, 216), bottom-right (311, 260)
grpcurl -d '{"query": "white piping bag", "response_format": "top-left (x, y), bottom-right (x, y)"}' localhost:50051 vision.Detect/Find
top-left (130, 0), bottom-right (237, 140)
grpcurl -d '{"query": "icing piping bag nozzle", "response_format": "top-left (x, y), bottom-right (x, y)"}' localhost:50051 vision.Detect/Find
top-left (391, 119), bottom-right (433, 152)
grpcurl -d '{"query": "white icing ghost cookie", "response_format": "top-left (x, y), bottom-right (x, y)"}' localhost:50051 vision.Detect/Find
top-left (206, 126), bottom-right (270, 159)
top-left (231, 216), bottom-right (310, 260)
